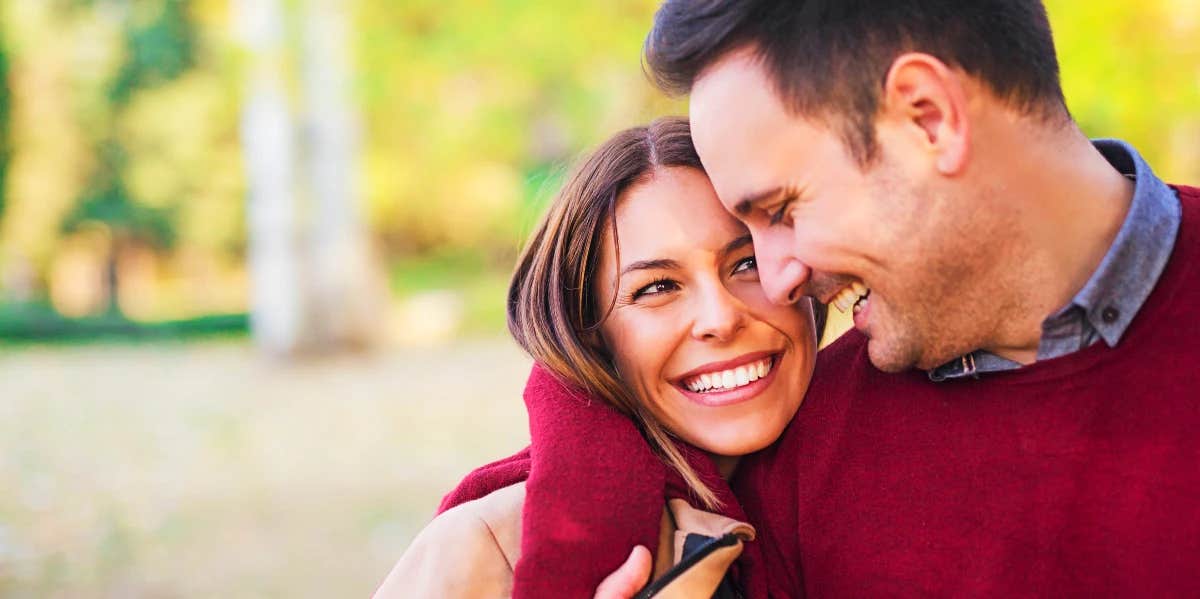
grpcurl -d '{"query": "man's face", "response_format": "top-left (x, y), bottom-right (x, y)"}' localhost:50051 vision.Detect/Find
top-left (690, 49), bottom-right (999, 372)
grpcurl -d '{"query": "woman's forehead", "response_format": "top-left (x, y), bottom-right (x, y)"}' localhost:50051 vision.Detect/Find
top-left (611, 167), bottom-right (747, 262)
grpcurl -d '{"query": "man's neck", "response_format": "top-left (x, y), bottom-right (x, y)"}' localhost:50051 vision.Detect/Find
top-left (980, 127), bottom-right (1135, 364)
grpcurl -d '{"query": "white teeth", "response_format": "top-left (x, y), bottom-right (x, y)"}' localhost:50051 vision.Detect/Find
top-left (853, 295), bottom-right (869, 314)
top-left (721, 371), bottom-right (735, 388)
top-left (831, 282), bottom-right (870, 314)
top-left (735, 367), bottom-right (749, 386)
top-left (680, 358), bottom-right (774, 394)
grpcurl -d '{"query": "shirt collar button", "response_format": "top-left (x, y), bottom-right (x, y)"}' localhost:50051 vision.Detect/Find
top-left (1101, 306), bottom-right (1120, 324)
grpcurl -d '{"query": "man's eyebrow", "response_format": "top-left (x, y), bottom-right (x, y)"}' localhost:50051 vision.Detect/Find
top-left (620, 258), bottom-right (679, 277)
top-left (733, 187), bottom-right (784, 217)
top-left (720, 234), bottom-right (753, 258)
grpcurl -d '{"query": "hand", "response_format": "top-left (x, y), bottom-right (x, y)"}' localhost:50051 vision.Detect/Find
top-left (594, 537), bottom-right (746, 599)
top-left (594, 546), bottom-right (652, 599)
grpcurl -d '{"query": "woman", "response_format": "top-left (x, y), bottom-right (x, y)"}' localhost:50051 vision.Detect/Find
top-left (374, 117), bottom-right (826, 598)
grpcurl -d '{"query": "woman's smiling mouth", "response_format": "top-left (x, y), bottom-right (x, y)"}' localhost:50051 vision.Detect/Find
top-left (673, 351), bottom-right (782, 407)
top-left (682, 356), bottom-right (773, 392)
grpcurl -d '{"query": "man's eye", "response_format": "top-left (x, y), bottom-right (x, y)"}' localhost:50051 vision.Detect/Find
top-left (633, 279), bottom-right (678, 299)
top-left (769, 197), bottom-right (795, 226)
top-left (732, 256), bottom-right (757, 274)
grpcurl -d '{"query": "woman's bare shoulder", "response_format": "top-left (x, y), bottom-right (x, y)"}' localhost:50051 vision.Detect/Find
top-left (372, 482), bottom-right (526, 599)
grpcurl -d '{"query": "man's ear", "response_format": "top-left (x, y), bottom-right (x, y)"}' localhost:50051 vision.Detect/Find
top-left (879, 52), bottom-right (970, 176)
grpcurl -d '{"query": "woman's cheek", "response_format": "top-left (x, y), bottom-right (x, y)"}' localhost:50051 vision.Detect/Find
top-left (609, 311), bottom-right (674, 379)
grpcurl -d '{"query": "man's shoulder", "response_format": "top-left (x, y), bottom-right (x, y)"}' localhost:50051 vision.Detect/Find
top-left (808, 327), bottom-right (932, 399)
top-left (1161, 182), bottom-right (1200, 282)
top-left (1171, 183), bottom-right (1200, 198)
top-left (818, 328), bottom-right (869, 358)
top-left (1171, 183), bottom-right (1200, 219)
top-left (813, 328), bottom-right (872, 380)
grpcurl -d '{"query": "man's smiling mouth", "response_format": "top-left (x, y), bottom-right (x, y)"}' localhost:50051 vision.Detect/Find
top-left (831, 280), bottom-right (871, 314)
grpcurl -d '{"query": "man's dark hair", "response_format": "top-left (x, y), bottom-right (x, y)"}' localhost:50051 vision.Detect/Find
top-left (645, 0), bottom-right (1068, 164)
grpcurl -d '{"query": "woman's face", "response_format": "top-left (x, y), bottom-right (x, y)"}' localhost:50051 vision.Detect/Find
top-left (595, 166), bottom-right (817, 460)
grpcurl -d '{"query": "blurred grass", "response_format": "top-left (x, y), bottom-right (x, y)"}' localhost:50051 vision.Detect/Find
top-left (0, 339), bottom-right (532, 597)
top-left (390, 251), bottom-right (512, 336)
top-left (0, 301), bottom-right (248, 345)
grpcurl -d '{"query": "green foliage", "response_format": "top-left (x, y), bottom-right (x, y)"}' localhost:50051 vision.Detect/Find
top-left (356, 0), bottom-right (682, 253)
top-left (61, 141), bottom-right (176, 249)
top-left (389, 249), bottom-right (512, 334)
top-left (0, 25), bottom-right (9, 220)
top-left (54, 0), bottom-right (199, 315)
top-left (1047, 0), bottom-right (1200, 179)
top-left (0, 299), bottom-right (247, 344)
top-left (108, 0), bottom-right (196, 106)
top-left (1, 0), bottom-right (1198, 334)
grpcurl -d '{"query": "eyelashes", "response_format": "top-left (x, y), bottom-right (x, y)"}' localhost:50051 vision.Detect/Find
top-left (622, 257), bottom-right (758, 304)
top-left (769, 194), bottom-right (796, 226)
top-left (629, 277), bottom-right (678, 301)
top-left (732, 256), bottom-right (757, 274)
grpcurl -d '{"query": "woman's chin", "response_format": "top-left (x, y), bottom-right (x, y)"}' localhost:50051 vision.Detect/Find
top-left (688, 428), bottom-right (780, 459)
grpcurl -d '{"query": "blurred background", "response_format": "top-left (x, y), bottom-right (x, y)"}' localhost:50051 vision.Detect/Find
top-left (0, 0), bottom-right (1196, 596)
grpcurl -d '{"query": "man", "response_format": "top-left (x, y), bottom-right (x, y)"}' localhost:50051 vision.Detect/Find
top-left (597, 0), bottom-right (1200, 596)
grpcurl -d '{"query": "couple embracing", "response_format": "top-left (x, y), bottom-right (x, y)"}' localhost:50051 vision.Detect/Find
top-left (379, 1), bottom-right (1200, 597)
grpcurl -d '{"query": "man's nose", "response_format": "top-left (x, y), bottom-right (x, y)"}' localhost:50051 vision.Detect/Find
top-left (762, 257), bottom-right (812, 306)
top-left (751, 228), bottom-right (812, 306)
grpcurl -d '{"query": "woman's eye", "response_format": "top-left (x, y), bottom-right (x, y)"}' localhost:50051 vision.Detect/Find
top-left (732, 256), bottom-right (758, 274)
top-left (633, 279), bottom-right (678, 299)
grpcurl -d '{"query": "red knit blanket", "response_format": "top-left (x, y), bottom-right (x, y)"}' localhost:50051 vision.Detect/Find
top-left (439, 363), bottom-right (769, 598)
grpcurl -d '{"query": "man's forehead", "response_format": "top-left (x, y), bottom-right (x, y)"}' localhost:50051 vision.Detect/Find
top-left (692, 46), bottom-right (765, 98)
top-left (690, 52), bottom-right (793, 158)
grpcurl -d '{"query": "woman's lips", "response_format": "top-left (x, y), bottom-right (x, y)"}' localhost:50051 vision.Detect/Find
top-left (674, 352), bottom-right (782, 407)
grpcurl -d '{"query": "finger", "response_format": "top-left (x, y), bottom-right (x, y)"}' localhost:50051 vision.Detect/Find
top-left (594, 545), bottom-right (653, 599)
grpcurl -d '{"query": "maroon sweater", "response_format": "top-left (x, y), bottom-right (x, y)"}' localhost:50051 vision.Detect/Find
top-left (440, 365), bottom-right (770, 599)
top-left (734, 185), bottom-right (1200, 597)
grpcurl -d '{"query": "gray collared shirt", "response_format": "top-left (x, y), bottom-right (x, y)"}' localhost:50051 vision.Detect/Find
top-left (929, 139), bottom-right (1182, 382)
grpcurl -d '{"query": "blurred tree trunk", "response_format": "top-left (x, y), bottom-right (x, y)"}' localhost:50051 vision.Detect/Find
top-left (299, 0), bottom-right (382, 350)
top-left (237, 0), bottom-right (306, 354)
top-left (236, 0), bottom-right (381, 356)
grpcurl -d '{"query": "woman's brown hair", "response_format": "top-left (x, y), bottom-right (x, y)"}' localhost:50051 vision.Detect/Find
top-left (507, 116), bottom-right (826, 508)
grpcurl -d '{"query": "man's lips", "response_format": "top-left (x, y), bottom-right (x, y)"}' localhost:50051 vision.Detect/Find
top-left (852, 291), bottom-right (873, 331)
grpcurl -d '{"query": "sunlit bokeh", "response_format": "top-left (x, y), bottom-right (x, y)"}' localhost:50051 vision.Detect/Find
top-left (0, 0), bottom-right (1196, 596)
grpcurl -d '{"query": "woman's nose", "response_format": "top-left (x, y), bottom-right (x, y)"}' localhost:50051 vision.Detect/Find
top-left (690, 283), bottom-right (746, 342)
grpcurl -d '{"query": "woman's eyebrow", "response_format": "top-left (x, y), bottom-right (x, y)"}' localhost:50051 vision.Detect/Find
top-left (720, 234), bottom-right (753, 258)
top-left (620, 258), bottom-right (679, 277)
